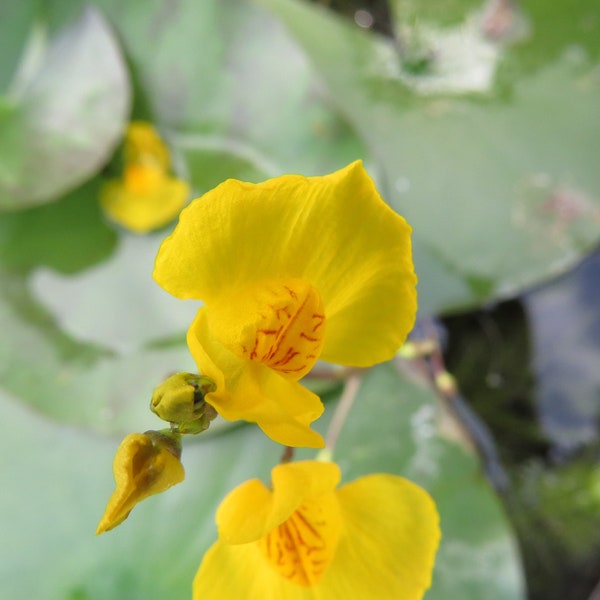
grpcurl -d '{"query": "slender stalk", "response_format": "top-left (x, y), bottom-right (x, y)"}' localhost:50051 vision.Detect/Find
top-left (325, 373), bottom-right (362, 454)
top-left (280, 445), bottom-right (294, 463)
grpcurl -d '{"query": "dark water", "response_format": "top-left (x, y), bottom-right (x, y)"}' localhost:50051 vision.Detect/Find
top-left (443, 248), bottom-right (600, 600)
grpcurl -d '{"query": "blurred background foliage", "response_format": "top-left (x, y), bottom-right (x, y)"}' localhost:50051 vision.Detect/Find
top-left (0, 0), bottom-right (599, 598)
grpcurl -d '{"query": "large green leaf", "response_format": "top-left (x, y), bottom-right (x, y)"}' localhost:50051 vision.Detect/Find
top-left (0, 363), bottom-right (525, 599)
top-left (91, 0), bottom-right (364, 176)
top-left (0, 1), bottom-right (37, 93)
top-left (177, 134), bottom-right (277, 195)
top-left (257, 0), bottom-right (600, 314)
top-left (0, 216), bottom-right (198, 435)
top-left (0, 6), bottom-right (130, 210)
top-left (0, 178), bottom-right (117, 274)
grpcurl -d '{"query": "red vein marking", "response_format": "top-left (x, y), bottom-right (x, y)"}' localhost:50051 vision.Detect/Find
top-left (271, 347), bottom-right (300, 366)
top-left (300, 332), bottom-right (319, 342)
top-left (283, 286), bottom-right (298, 299)
top-left (312, 314), bottom-right (325, 332)
top-left (248, 327), bottom-right (282, 360)
top-left (263, 293), bottom-right (310, 360)
top-left (249, 337), bottom-right (259, 360)
top-left (279, 364), bottom-right (308, 374)
top-left (276, 307), bottom-right (292, 320)
top-left (294, 508), bottom-right (323, 546)
top-left (257, 328), bottom-right (280, 336)
top-left (261, 505), bottom-right (330, 586)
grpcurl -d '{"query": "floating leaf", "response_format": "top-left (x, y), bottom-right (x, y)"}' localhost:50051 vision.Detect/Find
top-left (0, 6), bottom-right (130, 210)
top-left (94, 0), bottom-right (364, 176)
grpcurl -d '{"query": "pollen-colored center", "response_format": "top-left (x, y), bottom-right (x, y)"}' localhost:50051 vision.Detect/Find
top-left (257, 498), bottom-right (339, 587)
top-left (215, 279), bottom-right (326, 380)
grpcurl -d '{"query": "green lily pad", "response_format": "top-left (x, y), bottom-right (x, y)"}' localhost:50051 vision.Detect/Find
top-left (0, 178), bottom-right (117, 275)
top-left (92, 0), bottom-right (365, 176)
top-left (177, 134), bottom-right (276, 195)
top-left (0, 363), bottom-right (524, 599)
top-left (257, 0), bottom-right (600, 314)
top-left (0, 1), bottom-right (37, 93)
top-left (0, 226), bottom-right (201, 434)
top-left (0, 6), bottom-right (130, 210)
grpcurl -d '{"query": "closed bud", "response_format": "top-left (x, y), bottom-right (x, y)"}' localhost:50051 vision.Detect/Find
top-left (96, 430), bottom-right (184, 534)
top-left (150, 372), bottom-right (217, 434)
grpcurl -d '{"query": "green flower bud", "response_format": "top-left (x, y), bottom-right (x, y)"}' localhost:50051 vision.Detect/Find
top-left (150, 372), bottom-right (217, 434)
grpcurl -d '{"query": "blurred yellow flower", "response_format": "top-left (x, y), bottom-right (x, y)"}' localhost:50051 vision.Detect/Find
top-left (194, 460), bottom-right (440, 599)
top-left (123, 121), bottom-right (170, 169)
top-left (154, 161), bottom-right (417, 448)
top-left (100, 121), bottom-right (189, 234)
top-left (96, 431), bottom-right (184, 534)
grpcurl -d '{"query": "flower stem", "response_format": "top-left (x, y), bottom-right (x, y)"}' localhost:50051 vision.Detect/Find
top-left (324, 373), bottom-right (362, 456)
top-left (280, 446), bottom-right (294, 463)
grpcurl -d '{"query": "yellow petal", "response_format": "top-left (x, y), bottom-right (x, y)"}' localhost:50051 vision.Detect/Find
top-left (271, 460), bottom-right (341, 500)
top-left (96, 432), bottom-right (185, 534)
top-left (125, 121), bottom-right (170, 170)
top-left (154, 161), bottom-right (416, 365)
top-left (100, 173), bottom-right (189, 234)
top-left (217, 479), bottom-right (286, 545)
top-left (327, 474), bottom-right (441, 599)
top-left (217, 461), bottom-right (341, 545)
top-left (187, 308), bottom-right (325, 448)
top-left (194, 541), bottom-right (283, 600)
top-left (195, 539), bottom-right (352, 600)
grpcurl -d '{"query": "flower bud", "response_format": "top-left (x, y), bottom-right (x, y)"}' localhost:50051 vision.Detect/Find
top-left (150, 372), bottom-right (217, 434)
top-left (96, 430), bottom-right (184, 534)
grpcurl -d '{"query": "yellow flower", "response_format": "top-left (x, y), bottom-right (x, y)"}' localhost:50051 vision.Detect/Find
top-left (154, 161), bottom-right (417, 447)
top-left (100, 121), bottom-right (189, 234)
top-left (193, 460), bottom-right (440, 599)
top-left (123, 121), bottom-right (171, 170)
top-left (96, 431), bottom-right (185, 534)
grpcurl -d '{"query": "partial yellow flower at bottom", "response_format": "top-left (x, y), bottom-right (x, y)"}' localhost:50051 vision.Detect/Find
top-left (96, 431), bottom-right (185, 534)
top-left (194, 460), bottom-right (440, 599)
top-left (100, 121), bottom-right (189, 234)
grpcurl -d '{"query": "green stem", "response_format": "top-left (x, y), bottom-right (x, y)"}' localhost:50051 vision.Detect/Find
top-left (324, 373), bottom-right (362, 456)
